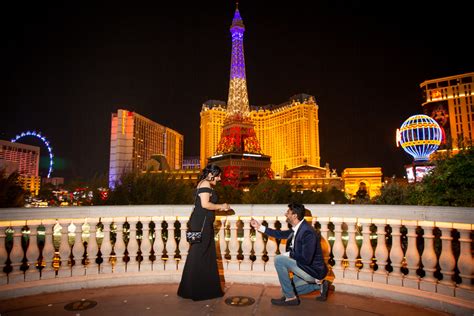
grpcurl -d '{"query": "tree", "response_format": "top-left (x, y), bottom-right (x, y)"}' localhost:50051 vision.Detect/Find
top-left (213, 183), bottom-right (243, 204)
top-left (420, 147), bottom-right (474, 206)
top-left (242, 179), bottom-right (293, 204)
top-left (107, 172), bottom-right (194, 205)
top-left (0, 170), bottom-right (26, 208)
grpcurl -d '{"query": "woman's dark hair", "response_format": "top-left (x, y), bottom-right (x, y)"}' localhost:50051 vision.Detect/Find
top-left (199, 163), bottom-right (222, 181)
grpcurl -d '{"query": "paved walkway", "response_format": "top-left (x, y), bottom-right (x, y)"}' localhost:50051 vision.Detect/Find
top-left (0, 283), bottom-right (451, 316)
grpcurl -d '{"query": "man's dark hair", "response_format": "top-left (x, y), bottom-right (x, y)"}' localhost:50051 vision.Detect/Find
top-left (288, 203), bottom-right (306, 221)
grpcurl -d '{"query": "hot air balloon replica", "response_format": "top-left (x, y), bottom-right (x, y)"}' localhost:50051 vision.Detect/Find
top-left (396, 114), bottom-right (442, 182)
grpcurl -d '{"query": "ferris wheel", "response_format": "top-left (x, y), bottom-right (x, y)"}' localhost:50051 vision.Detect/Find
top-left (11, 131), bottom-right (54, 178)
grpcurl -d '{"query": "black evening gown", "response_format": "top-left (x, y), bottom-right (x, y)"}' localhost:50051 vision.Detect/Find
top-left (177, 187), bottom-right (224, 300)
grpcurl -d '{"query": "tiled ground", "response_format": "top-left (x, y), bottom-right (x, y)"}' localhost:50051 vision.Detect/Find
top-left (0, 283), bottom-right (452, 316)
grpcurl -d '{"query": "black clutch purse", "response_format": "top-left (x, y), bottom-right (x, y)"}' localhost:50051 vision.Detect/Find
top-left (186, 216), bottom-right (206, 244)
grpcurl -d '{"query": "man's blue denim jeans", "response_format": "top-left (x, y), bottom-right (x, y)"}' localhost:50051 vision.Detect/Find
top-left (274, 254), bottom-right (321, 298)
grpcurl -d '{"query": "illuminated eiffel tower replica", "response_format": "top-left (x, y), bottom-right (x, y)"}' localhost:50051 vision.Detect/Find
top-left (208, 5), bottom-right (272, 188)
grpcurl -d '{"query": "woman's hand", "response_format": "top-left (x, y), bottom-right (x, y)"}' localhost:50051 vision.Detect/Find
top-left (250, 218), bottom-right (261, 230)
top-left (220, 203), bottom-right (230, 211)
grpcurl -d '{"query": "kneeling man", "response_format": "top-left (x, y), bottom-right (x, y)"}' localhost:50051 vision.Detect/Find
top-left (250, 203), bottom-right (329, 306)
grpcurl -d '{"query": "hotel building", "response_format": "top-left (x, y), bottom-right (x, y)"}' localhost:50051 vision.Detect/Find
top-left (109, 109), bottom-right (184, 188)
top-left (200, 94), bottom-right (320, 178)
top-left (0, 139), bottom-right (41, 195)
top-left (420, 72), bottom-right (474, 152)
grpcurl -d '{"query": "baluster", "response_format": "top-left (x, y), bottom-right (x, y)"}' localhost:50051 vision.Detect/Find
top-left (9, 221), bottom-right (26, 284)
top-left (455, 223), bottom-right (473, 301)
top-left (99, 218), bottom-right (113, 274)
top-left (403, 220), bottom-right (420, 289)
top-left (114, 217), bottom-right (127, 273)
top-left (41, 220), bottom-right (56, 279)
top-left (71, 220), bottom-right (85, 276)
top-left (140, 217), bottom-right (152, 272)
top-left (387, 220), bottom-right (404, 286)
top-left (85, 219), bottom-right (99, 275)
top-left (227, 217), bottom-right (239, 271)
top-left (152, 216), bottom-right (164, 271)
top-left (331, 217), bottom-right (345, 280)
top-left (177, 217), bottom-right (188, 272)
top-left (358, 218), bottom-right (373, 281)
top-left (240, 217), bottom-right (253, 271)
top-left (437, 222), bottom-right (456, 296)
top-left (0, 224), bottom-right (8, 285)
top-left (218, 219), bottom-right (226, 265)
top-left (373, 219), bottom-right (389, 284)
top-left (265, 217), bottom-right (278, 273)
top-left (57, 220), bottom-right (72, 278)
top-left (126, 217), bottom-right (139, 272)
top-left (277, 216), bottom-right (287, 255)
top-left (419, 221), bottom-right (437, 292)
top-left (165, 216), bottom-right (177, 270)
top-left (344, 217), bottom-right (359, 280)
top-left (318, 217), bottom-right (332, 281)
top-left (253, 216), bottom-right (265, 272)
top-left (25, 220), bottom-right (41, 281)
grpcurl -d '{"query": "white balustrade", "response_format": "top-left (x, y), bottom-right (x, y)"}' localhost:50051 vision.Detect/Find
top-left (455, 223), bottom-right (473, 301)
top-left (85, 219), bottom-right (99, 275)
top-left (151, 216), bottom-right (164, 271)
top-left (25, 220), bottom-right (41, 281)
top-left (387, 219), bottom-right (404, 286)
top-left (318, 217), bottom-right (331, 277)
top-left (99, 218), bottom-right (113, 274)
top-left (138, 218), bottom-right (151, 272)
top-left (113, 217), bottom-right (126, 273)
top-left (437, 222), bottom-right (456, 296)
top-left (419, 221), bottom-right (437, 292)
top-left (331, 218), bottom-right (345, 279)
top-left (240, 216), bottom-right (252, 271)
top-left (71, 220), bottom-right (85, 276)
top-left (165, 216), bottom-right (177, 270)
top-left (57, 220), bottom-right (72, 278)
top-left (253, 216), bottom-right (265, 272)
top-left (265, 217), bottom-right (278, 273)
top-left (227, 218), bottom-right (239, 270)
top-left (373, 219), bottom-right (389, 284)
top-left (358, 218), bottom-right (373, 281)
top-left (0, 204), bottom-right (472, 315)
top-left (217, 218), bottom-right (226, 264)
top-left (403, 220), bottom-right (420, 289)
top-left (126, 217), bottom-right (139, 272)
top-left (0, 226), bottom-right (7, 285)
top-left (177, 217), bottom-right (188, 272)
top-left (344, 218), bottom-right (359, 280)
top-left (8, 222), bottom-right (25, 284)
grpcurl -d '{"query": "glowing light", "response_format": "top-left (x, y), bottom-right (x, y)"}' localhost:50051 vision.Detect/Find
top-left (398, 115), bottom-right (442, 162)
top-left (11, 130), bottom-right (55, 178)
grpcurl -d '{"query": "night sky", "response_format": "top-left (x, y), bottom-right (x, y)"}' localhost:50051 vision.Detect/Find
top-left (3, 1), bottom-right (473, 182)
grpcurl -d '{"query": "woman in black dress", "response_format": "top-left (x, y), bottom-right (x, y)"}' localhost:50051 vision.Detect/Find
top-left (177, 164), bottom-right (231, 301)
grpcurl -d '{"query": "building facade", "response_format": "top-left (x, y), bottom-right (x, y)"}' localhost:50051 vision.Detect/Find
top-left (342, 167), bottom-right (382, 200)
top-left (200, 94), bottom-right (320, 177)
top-left (281, 162), bottom-right (342, 191)
top-left (0, 139), bottom-right (41, 195)
top-left (109, 109), bottom-right (184, 188)
top-left (420, 72), bottom-right (474, 152)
